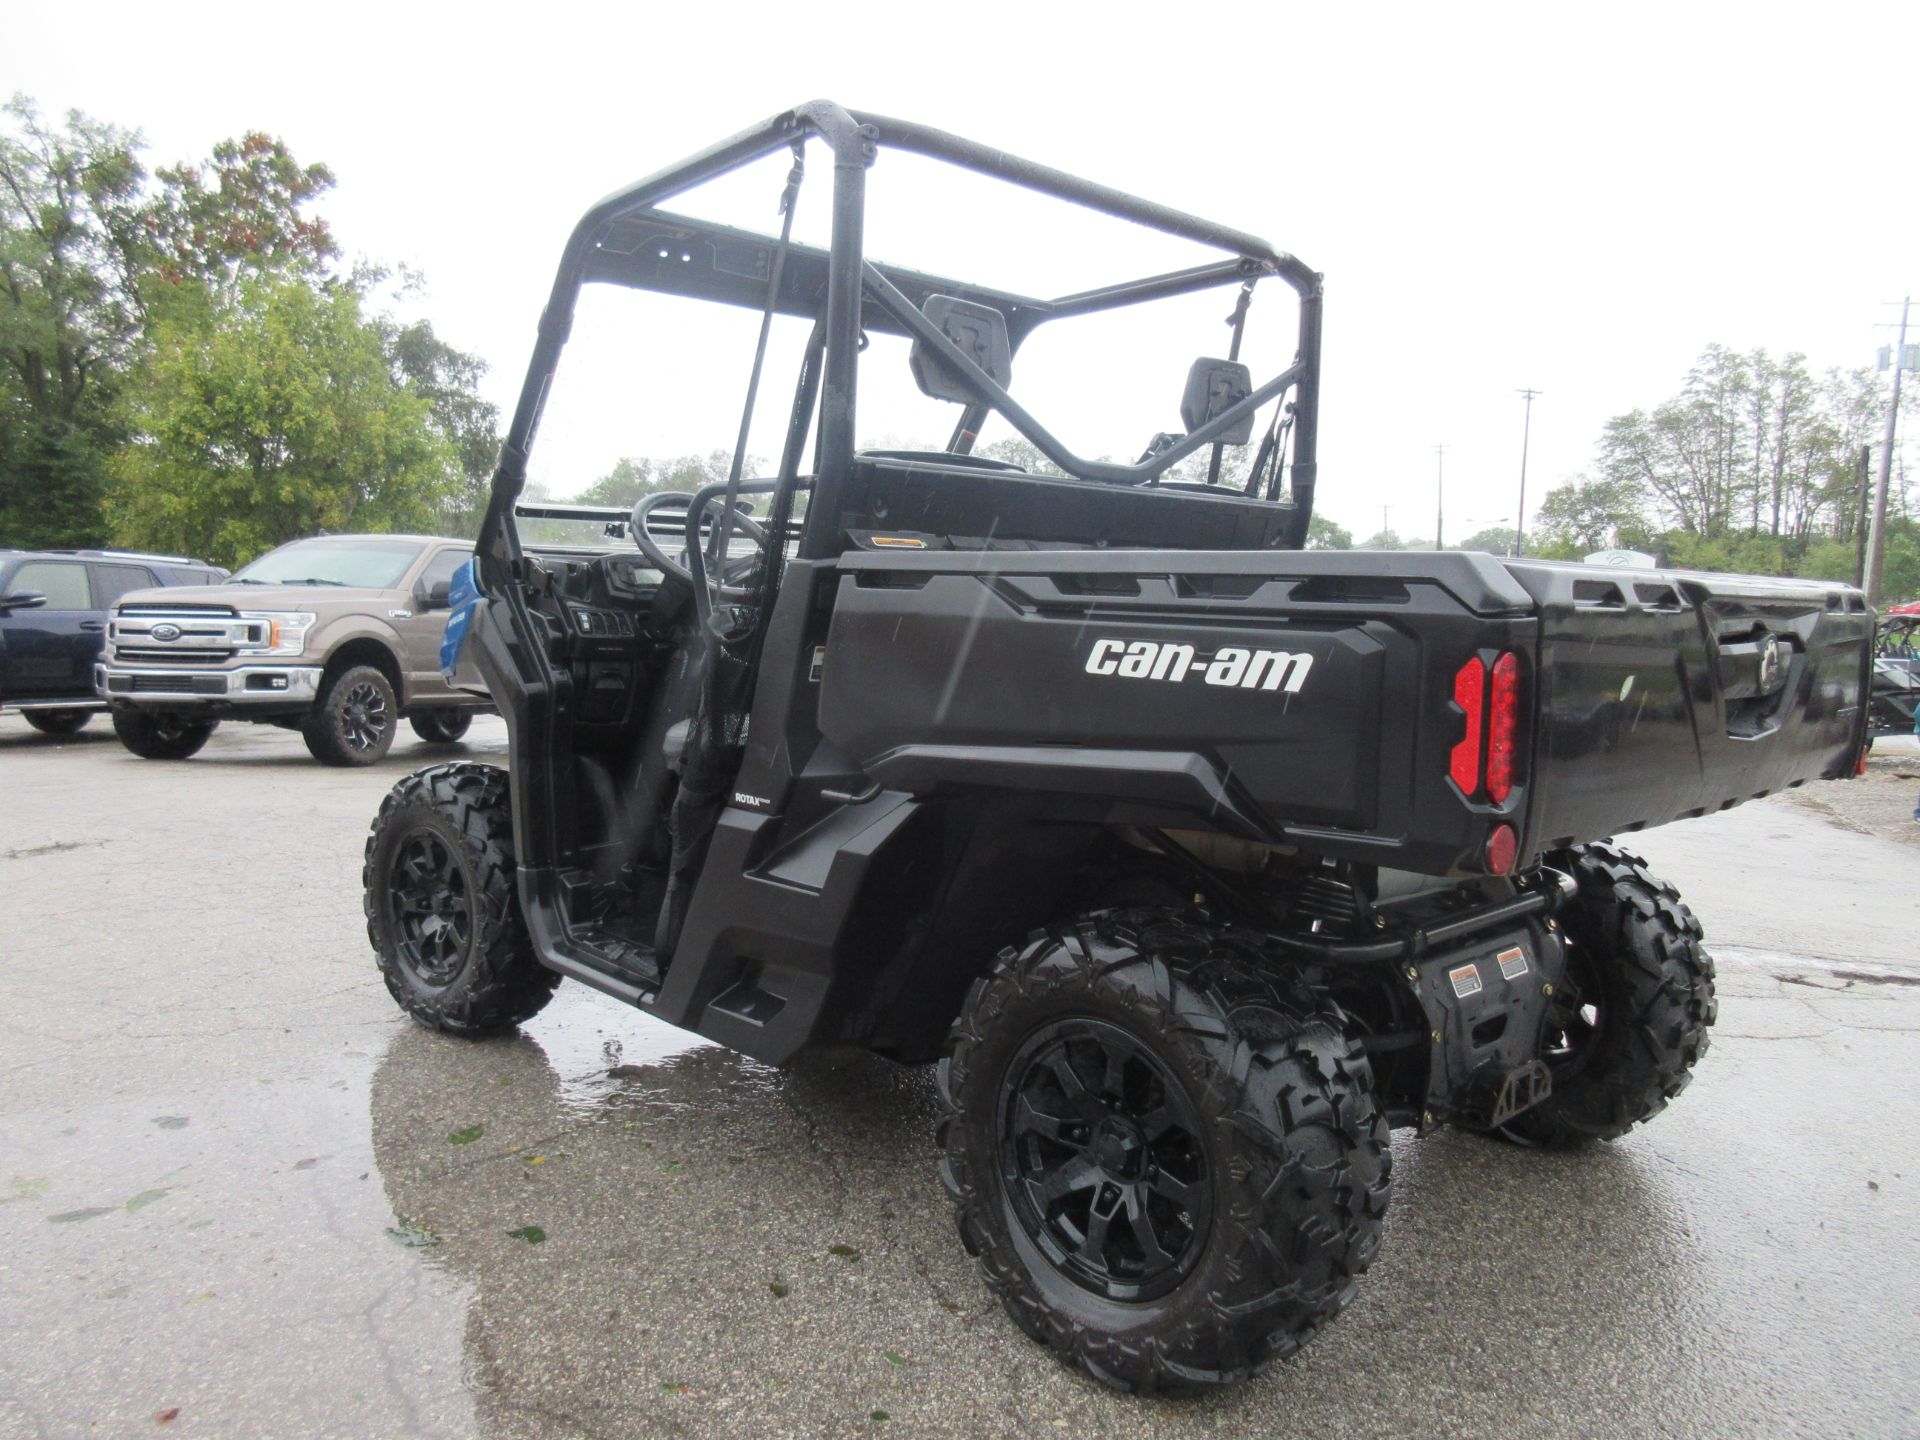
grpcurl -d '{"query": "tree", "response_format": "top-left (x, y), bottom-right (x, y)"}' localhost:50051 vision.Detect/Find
top-left (1453, 526), bottom-right (1518, 555)
top-left (1305, 513), bottom-right (1351, 549)
top-left (0, 100), bottom-right (342, 548)
top-left (382, 317), bottom-right (498, 534)
top-left (108, 273), bottom-right (461, 567)
top-left (574, 451), bottom-right (741, 507)
top-left (1534, 475), bottom-right (1649, 553)
top-left (0, 98), bottom-right (147, 546)
top-left (1359, 529), bottom-right (1406, 550)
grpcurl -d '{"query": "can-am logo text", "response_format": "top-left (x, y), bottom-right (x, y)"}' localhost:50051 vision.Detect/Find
top-left (1083, 638), bottom-right (1313, 694)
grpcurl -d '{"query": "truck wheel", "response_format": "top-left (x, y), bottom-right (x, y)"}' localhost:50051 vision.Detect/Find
top-left (304, 664), bottom-right (397, 766)
top-left (112, 709), bottom-right (219, 760)
top-left (363, 761), bottom-right (559, 1036)
top-left (1499, 843), bottom-right (1716, 1148)
top-left (938, 913), bottom-right (1389, 1393)
top-left (23, 709), bottom-right (92, 736)
top-left (408, 709), bottom-right (472, 745)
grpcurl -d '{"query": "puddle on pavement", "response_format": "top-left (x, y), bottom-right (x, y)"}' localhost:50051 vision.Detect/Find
top-left (515, 982), bottom-right (719, 1110)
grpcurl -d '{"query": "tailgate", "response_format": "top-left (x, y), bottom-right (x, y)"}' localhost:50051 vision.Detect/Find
top-left (1504, 562), bottom-right (1872, 849)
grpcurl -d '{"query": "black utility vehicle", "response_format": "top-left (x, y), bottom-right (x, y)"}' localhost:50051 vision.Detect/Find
top-left (0, 548), bottom-right (226, 735)
top-left (364, 104), bottom-right (1874, 1392)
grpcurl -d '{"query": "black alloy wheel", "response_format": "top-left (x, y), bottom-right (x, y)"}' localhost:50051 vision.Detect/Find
top-left (341, 679), bottom-right (391, 754)
top-left (386, 827), bottom-right (473, 986)
top-left (999, 1018), bottom-right (1211, 1303)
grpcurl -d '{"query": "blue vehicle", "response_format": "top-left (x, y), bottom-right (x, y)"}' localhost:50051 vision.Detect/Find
top-left (0, 548), bottom-right (226, 735)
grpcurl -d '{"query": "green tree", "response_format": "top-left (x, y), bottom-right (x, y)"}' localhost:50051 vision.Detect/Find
top-left (1534, 475), bottom-right (1650, 553)
top-left (1305, 512), bottom-right (1351, 549)
top-left (575, 451), bottom-right (739, 506)
top-left (1453, 526), bottom-right (1518, 555)
top-left (0, 98), bottom-right (147, 545)
top-left (382, 316), bottom-right (498, 534)
top-left (108, 273), bottom-right (461, 567)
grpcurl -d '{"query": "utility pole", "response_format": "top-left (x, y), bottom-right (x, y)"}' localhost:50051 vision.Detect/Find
top-left (1514, 389), bottom-right (1541, 557)
top-left (1434, 444), bottom-right (1448, 549)
top-left (1866, 296), bottom-right (1910, 606)
top-left (1854, 444), bottom-right (1871, 588)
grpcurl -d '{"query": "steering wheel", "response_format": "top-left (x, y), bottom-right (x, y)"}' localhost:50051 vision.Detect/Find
top-left (629, 490), bottom-right (770, 597)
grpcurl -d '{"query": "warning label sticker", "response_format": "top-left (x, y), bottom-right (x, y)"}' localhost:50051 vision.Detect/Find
top-left (1497, 946), bottom-right (1529, 980)
top-left (1448, 963), bottom-right (1483, 999)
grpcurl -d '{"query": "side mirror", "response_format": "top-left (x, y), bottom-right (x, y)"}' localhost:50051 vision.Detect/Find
top-left (415, 579), bottom-right (453, 611)
top-left (0, 590), bottom-right (47, 614)
top-left (909, 295), bottom-right (1013, 404)
top-left (1181, 358), bottom-right (1255, 445)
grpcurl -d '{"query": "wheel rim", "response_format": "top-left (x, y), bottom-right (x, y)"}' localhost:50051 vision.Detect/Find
top-left (153, 716), bottom-right (191, 742)
top-left (997, 1018), bottom-right (1212, 1303)
top-left (1537, 933), bottom-right (1605, 1080)
top-left (341, 681), bottom-right (390, 752)
top-left (387, 828), bottom-right (472, 984)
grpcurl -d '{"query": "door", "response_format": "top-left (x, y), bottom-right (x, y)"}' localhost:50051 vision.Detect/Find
top-left (2, 560), bottom-right (99, 702)
top-left (393, 546), bottom-right (472, 703)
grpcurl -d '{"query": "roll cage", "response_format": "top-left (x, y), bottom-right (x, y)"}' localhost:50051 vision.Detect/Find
top-left (477, 100), bottom-right (1324, 586)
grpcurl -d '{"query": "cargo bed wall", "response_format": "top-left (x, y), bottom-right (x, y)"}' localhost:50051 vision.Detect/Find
top-left (818, 549), bottom-right (1540, 876)
top-left (1506, 563), bottom-right (1871, 849)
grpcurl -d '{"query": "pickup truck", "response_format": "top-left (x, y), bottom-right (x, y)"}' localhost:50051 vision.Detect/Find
top-left (0, 548), bottom-right (227, 735)
top-left (97, 532), bottom-right (488, 763)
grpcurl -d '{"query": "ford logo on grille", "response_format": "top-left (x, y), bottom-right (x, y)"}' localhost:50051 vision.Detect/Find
top-left (149, 623), bottom-right (183, 642)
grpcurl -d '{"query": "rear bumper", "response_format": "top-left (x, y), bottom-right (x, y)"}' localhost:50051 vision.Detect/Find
top-left (96, 662), bottom-right (323, 707)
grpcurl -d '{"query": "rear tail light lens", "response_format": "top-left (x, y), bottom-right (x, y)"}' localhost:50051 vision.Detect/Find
top-left (1487, 652), bottom-right (1521, 803)
top-left (1486, 822), bottom-right (1518, 874)
top-left (1449, 657), bottom-right (1485, 795)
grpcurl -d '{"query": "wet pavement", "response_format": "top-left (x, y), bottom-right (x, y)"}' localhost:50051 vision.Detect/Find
top-left (2, 712), bottom-right (1917, 1438)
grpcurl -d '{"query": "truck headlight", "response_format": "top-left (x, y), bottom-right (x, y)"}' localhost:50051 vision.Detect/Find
top-left (237, 611), bottom-right (316, 657)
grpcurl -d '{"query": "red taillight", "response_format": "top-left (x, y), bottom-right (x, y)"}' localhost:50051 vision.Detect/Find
top-left (1487, 651), bottom-right (1521, 803)
top-left (1450, 657), bottom-right (1485, 795)
top-left (1486, 822), bottom-right (1518, 874)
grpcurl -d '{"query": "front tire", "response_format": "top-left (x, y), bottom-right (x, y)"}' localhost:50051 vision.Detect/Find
top-left (304, 664), bottom-right (397, 766)
top-left (938, 913), bottom-right (1389, 1393)
top-left (1499, 843), bottom-right (1716, 1147)
top-left (112, 709), bottom-right (218, 760)
top-left (408, 708), bottom-right (472, 745)
top-left (23, 708), bottom-right (92, 736)
top-left (364, 761), bottom-right (559, 1036)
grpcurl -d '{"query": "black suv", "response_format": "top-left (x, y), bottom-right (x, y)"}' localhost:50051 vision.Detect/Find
top-left (0, 549), bottom-right (227, 735)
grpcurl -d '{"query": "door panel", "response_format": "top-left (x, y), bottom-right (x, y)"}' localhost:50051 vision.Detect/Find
top-left (393, 547), bottom-right (471, 702)
top-left (4, 561), bottom-right (97, 701)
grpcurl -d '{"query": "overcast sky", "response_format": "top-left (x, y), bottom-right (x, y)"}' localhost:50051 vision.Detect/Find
top-left (11, 2), bottom-right (1920, 546)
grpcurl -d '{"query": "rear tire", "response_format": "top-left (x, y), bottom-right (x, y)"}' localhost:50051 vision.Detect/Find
top-left (408, 709), bottom-right (472, 745)
top-left (938, 912), bottom-right (1389, 1393)
top-left (304, 664), bottom-right (397, 766)
top-left (112, 709), bottom-right (218, 760)
top-left (1498, 843), bottom-right (1716, 1148)
top-left (364, 761), bottom-right (559, 1036)
top-left (23, 708), bottom-right (92, 736)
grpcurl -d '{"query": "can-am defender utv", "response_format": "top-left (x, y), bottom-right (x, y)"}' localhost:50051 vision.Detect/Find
top-left (364, 102), bottom-right (1874, 1392)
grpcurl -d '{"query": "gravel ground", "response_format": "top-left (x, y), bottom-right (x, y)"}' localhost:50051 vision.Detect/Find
top-left (1785, 736), bottom-right (1920, 850)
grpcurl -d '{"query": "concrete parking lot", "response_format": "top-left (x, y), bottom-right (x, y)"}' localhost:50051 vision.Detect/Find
top-left (3, 713), bottom-right (1918, 1439)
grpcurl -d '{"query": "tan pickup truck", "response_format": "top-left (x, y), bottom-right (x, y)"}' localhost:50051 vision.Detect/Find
top-left (96, 533), bottom-right (487, 764)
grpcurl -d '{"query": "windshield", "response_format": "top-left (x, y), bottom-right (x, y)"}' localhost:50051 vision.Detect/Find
top-left (233, 538), bottom-right (424, 588)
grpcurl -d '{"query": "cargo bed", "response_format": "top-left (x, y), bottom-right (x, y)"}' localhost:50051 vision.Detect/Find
top-left (818, 548), bottom-right (1872, 877)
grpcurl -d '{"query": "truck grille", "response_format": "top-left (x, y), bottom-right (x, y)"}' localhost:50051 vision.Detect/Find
top-left (110, 606), bottom-right (261, 663)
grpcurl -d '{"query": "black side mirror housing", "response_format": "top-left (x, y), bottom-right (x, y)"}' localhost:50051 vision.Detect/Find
top-left (1181, 358), bottom-right (1255, 445)
top-left (0, 590), bottom-right (48, 614)
top-left (909, 295), bottom-right (1013, 404)
top-left (415, 579), bottom-right (453, 611)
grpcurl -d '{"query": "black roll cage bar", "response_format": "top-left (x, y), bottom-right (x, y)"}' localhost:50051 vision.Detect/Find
top-left (479, 100), bottom-right (1324, 579)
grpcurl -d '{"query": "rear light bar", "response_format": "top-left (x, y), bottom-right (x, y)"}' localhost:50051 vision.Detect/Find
top-left (1450, 650), bottom-right (1525, 805)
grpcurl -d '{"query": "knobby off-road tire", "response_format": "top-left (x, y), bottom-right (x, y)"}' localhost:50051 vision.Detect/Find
top-left (112, 709), bottom-right (218, 760)
top-left (408, 708), bottom-right (473, 745)
top-left (23, 708), bottom-right (91, 735)
top-left (364, 761), bottom-right (559, 1036)
top-left (304, 663), bottom-right (397, 766)
top-left (938, 912), bottom-right (1390, 1393)
top-left (1500, 842), bottom-right (1716, 1148)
